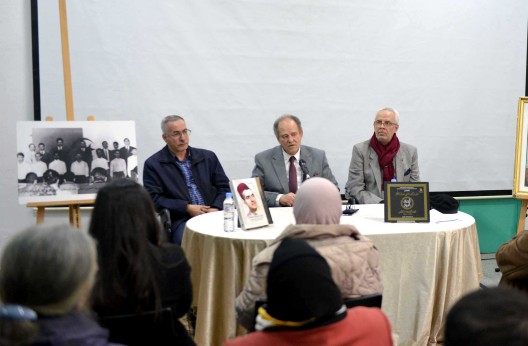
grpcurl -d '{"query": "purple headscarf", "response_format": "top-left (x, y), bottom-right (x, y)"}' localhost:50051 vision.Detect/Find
top-left (293, 177), bottom-right (342, 225)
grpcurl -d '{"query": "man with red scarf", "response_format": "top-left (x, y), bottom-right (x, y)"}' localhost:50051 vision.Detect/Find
top-left (345, 108), bottom-right (420, 204)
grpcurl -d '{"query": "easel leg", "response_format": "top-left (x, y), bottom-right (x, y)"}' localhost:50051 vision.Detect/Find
top-left (36, 207), bottom-right (45, 224)
top-left (69, 205), bottom-right (81, 229)
top-left (518, 200), bottom-right (528, 234)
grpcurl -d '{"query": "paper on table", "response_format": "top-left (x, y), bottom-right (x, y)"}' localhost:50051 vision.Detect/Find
top-left (431, 209), bottom-right (461, 223)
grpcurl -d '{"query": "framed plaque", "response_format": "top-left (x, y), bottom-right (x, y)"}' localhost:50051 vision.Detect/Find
top-left (384, 182), bottom-right (430, 223)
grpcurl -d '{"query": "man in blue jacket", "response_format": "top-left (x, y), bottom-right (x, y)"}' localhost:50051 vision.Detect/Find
top-left (143, 115), bottom-right (230, 244)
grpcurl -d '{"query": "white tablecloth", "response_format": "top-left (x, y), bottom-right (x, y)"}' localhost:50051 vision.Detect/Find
top-left (182, 204), bottom-right (482, 346)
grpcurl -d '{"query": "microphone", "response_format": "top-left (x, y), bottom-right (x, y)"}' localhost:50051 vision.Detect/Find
top-left (299, 159), bottom-right (310, 181)
top-left (343, 196), bottom-right (359, 215)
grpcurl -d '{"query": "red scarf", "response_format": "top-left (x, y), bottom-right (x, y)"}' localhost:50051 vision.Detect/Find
top-left (369, 133), bottom-right (400, 184)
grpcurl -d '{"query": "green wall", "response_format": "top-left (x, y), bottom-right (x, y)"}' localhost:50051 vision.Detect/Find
top-left (459, 198), bottom-right (521, 253)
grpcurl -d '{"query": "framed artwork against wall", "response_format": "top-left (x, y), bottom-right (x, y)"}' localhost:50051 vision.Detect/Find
top-left (513, 97), bottom-right (528, 198)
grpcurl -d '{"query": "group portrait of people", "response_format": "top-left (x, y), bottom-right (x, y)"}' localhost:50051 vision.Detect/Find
top-left (17, 135), bottom-right (138, 197)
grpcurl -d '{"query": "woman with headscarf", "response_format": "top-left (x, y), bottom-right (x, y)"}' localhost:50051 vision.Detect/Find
top-left (235, 177), bottom-right (383, 331)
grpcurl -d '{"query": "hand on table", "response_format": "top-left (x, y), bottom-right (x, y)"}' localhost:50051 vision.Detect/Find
top-left (279, 193), bottom-right (296, 207)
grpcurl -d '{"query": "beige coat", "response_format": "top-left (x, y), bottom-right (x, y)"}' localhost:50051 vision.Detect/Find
top-left (235, 223), bottom-right (383, 331)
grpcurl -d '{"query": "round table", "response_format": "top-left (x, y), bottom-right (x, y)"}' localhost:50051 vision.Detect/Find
top-left (182, 204), bottom-right (482, 346)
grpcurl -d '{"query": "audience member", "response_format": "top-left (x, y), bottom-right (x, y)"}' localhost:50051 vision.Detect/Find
top-left (0, 224), bottom-right (118, 345)
top-left (345, 107), bottom-right (420, 204)
top-left (496, 230), bottom-right (528, 291)
top-left (252, 115), bottom-right (339, 207)
top-left (226, 238), bottom-right (392, 346)
top-left (235, 177), bottom-right (382, 330)
top-left (444, 287), bottom-right (528, 346)
top-left (89, 179), bottom-right (194, 346)
top-left (143, 115), bottom-right (230, 244)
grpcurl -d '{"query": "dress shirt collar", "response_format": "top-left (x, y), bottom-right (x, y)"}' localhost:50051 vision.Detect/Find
top-left (281, 148), bottom-right (300, 163)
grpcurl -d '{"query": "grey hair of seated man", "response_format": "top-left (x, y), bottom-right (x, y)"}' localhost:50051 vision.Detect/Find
top-left (161, 115), bottom-right (185, 135)
top-left (0, 224), bottom-right (98, 315)
top-left (375, 107), bottom-right (400, 124)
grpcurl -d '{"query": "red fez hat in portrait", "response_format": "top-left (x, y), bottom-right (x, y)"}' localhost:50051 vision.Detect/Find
top-left (237, 183), bottom-right (250, 198)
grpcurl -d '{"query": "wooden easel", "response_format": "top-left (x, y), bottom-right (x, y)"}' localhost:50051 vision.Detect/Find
top-left (27, 199), bottom-right (95, 228)
top-left (517, 199), bottom-right (528, 234)
top-left (26, 0), bottom-right (96, 228)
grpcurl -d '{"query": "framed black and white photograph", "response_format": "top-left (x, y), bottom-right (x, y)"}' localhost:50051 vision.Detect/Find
top-left (513, 97), bottom-right (528, 199)
top-left (230, 177), bottom-right (272, 230)
top-left (16, 121), bottom-right (137, 205)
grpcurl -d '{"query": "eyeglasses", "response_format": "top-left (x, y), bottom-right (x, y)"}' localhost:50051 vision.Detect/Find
top-left (168, 129), bottom-right (192, 138)
top-left (374, 120), bottom-right (396, 128)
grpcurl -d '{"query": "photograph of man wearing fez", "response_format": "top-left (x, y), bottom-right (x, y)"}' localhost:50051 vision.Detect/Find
top-left (230, 177), bottom-right (272, 230)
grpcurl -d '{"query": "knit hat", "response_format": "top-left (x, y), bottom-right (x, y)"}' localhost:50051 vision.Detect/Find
top-left (265, 237), bottom-right (343, 322)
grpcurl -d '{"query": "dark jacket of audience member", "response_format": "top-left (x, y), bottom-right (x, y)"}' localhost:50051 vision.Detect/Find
top-left (445, 287), bottom-right (528, 346)
top-left (496, 230), bottom-right (528, 291)
top-left (89, 179), bottom-right (194, 346)
top-left (225, 238), bottom-right (393, 346)
top-left (0, 224), bottom-right (119, 346)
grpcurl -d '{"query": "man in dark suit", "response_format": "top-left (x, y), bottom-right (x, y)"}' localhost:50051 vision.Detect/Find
top-left (75, 140), bottom-right (93, 169)
top-left (37, 143), bottom-right (53, 165)
top-left (252, 115), bottom-right (339, 207)
top-left (52, 137), bottom-right (70, 171)
top-left (110, 141), bottom-right (120, 161)
top-left (143, 115), bottom-right (230, 244)
top-left (119, 138), bottom-right (136, 162)
top-left (100, 141), bottom-right (111, 163)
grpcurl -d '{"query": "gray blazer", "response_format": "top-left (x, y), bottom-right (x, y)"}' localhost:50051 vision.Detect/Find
top-left (252, 145), bottom-right (339, 206)
top-left (345, 139), bottom-right (420, 204)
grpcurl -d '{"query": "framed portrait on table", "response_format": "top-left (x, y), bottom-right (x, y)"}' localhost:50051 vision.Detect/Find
top-left (513, 97), bottom-right (528, 198)
top-left (230, 177), bottom-right (273, 230)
